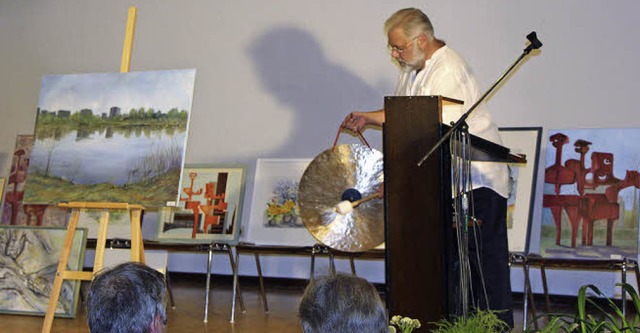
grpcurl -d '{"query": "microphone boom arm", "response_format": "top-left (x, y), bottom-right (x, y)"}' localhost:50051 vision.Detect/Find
top-left (417, 31), bottom-right (542, 167)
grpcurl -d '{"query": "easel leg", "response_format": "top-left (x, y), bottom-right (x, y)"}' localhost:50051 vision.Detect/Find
top-left (93, 209), bottom-right (111, 272)
top-left (41, 209), bottom-right (81, 333)
top-left (130, 208), bottom-right (144, 263)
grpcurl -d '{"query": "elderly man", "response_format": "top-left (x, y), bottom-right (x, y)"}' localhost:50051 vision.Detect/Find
top-left (86, 262), bottom-right (168, 333)
top-left (341, 7), bottom-right (513, 329)
top-left (299, 274), bottom-right (388, 333)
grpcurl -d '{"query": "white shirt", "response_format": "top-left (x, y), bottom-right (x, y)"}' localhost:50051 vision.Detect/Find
top-left (394, 45), bottom-right (510, 198)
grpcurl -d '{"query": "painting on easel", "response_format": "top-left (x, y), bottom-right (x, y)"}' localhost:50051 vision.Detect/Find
top-left (22, 69), bottom-right (196, 208)
top-left (157, 165), bottom-right (246, 243)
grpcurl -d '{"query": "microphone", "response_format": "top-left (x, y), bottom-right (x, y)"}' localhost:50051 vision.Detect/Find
top-left (524, 31), bottom-right (543, 54)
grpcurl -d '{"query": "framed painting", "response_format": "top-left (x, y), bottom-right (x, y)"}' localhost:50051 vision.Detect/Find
top-left (157, 165), bottom-right (246, 243)
top-left (1, 134), bottom-right (67, 227)
top-left (499, 127), bottom-right (542, 254)
top-left (23, 69), bottom-right (196, 208)
top-left (540, 128), bottom-right (640, 259)
top-left (244, 158), bottom-right (317, 246)
top-left (0, 225), bottom-right (87, 317)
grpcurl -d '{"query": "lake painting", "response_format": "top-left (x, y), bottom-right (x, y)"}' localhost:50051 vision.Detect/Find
top-left (23, 70), bottom-right (196, 207)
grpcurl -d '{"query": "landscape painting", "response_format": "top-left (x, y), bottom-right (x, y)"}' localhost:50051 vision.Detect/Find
top-left (23, 70), bottom-right (196, 207)
top-left (541, 128), bottom-right (640, 259)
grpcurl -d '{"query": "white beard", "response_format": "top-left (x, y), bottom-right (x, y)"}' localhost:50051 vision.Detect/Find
top-left (397, 44), bottom-right (426, 72)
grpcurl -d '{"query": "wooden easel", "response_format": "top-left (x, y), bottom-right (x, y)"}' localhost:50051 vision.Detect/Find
top-left (41, 7), bottom-right (141, 333)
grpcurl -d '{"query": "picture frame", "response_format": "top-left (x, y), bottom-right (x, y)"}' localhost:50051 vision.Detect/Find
top-left (244, 158), bottom-right (317, 246)
top-left (499, 127), bottom-right (542, 254)
top-left (539, 128), bottom-right (640, 259)
top-left (0, 225), bottom-right (87, 318)
top-left (156, 165), bottom-right (246, 244)
top-left (23, 70), bottom-right (196, 208)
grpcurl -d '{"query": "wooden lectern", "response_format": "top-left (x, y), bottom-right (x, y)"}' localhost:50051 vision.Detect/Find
top-left (383, 96), bottom-right (524, 328)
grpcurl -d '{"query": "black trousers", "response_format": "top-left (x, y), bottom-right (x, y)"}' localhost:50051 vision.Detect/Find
top-left (452, 187), bottom-right (514, 329)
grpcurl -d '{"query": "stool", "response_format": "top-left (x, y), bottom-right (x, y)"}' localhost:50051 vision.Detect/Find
top-left (41, 202), bottom-right (145, 333)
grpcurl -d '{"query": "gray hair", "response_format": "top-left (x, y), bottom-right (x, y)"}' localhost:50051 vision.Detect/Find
top-left (299, 274), bottom-right (388, 333)
top-left (86, 262), bottom-right (167, 333)
top-left (384, 8), bottom-right (434, 41)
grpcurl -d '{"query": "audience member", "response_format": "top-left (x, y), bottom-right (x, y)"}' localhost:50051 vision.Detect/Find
top-left (299, 274), bottom-right (388, 333)
top-left (86, 261), bottom-right (167, 333)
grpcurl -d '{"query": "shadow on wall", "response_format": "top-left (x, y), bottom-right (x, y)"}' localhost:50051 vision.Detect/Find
top-left (246, 26), bottom-right (383, 157)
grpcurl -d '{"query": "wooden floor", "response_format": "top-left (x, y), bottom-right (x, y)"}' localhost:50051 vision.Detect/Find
top-left (1, 273), bottom-right (548, 333)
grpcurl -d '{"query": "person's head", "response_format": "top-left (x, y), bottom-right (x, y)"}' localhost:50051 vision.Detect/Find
top-left (384, 8), bottom-right (439, 71)
top-left (298, 274), bottom-right (388, 333)
top-left (86, 262), bottom-right (167, 333)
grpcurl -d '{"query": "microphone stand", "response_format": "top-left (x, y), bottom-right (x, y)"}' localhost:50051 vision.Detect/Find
top-left (416, 31), bottom-right (542, 167)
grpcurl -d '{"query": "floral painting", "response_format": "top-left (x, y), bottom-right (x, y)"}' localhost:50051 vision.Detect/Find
top-left (22, 69), bottom-right (196, 208)
top-left (0, 226), bottom-right (87, 317)
top-left (265, 179), bottom-right (303, 227)
top-left (244, 158), bottom-right (317, 246)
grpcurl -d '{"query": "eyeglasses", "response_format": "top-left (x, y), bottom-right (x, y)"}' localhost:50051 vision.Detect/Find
top-left (387, 37), bottom-right (418, 54)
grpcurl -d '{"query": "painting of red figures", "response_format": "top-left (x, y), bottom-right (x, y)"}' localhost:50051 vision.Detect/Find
top-left (1, 135), bottom-right (67, 227)
top-left (157, 165), bottom-right (246, 243)
top-left (541, 128), bottom-right (640, 259)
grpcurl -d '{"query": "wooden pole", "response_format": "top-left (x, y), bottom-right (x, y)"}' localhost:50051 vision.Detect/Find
top-left (42, 8), bottom-right (140, 333)
top-left (120, 6), bottom-right (137, 73)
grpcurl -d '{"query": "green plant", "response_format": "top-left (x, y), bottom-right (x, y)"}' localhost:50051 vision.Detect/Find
top-left (430, 309), bottom-right (510, 333)
top-left (528, 283), bottom-right (640, 333)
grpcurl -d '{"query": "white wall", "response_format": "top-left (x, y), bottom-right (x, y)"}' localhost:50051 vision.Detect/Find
top-left (3, 0), bottom-right (640, 296)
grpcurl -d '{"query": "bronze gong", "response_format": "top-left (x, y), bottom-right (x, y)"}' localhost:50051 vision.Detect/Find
top-left (298, 144), bottom-right (384, 252)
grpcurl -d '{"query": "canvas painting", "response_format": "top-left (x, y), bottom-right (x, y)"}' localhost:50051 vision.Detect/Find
top-left (2, 134), bottom-right (67, 227)
top-left (0, 225), bottom-right (87, 317)
top-left (23, 69), bottom-right (196, 208)
top-left (499, 127), bottom-right (542, 253)
top-left (157, 165), bottom-right (246, 243)
top-left (540, 128), bottom-right (640, 259)
top-left (244, 158), bottom-right (317, 246)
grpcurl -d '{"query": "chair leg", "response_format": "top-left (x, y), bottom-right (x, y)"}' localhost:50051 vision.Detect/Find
top-left (203, 246), bottom-right (213, 323)
top-left (255, 253), bottom-right (269, 312)
top-left (349, 255), bottom-right (356, 276)
top-left (227, 246), bottom-right (245, 313)
top-left (166, 272), bottom-right (176, 309)
top-left (541, 265), bottom-right (551, 313)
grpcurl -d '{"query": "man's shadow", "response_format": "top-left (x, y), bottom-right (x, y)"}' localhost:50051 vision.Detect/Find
top-left (247, 26), bottom-right (386, 156)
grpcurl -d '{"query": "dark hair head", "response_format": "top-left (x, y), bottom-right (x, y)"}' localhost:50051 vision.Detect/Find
top-left (86, 262), bottom-right (167, 333)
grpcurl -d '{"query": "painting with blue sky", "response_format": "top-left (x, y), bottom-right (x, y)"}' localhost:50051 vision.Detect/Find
top-left (23, 69), bottom-right (196, 207)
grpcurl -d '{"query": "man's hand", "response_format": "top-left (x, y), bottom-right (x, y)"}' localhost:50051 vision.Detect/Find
top-left (341, 112), bottom-right (368, 133)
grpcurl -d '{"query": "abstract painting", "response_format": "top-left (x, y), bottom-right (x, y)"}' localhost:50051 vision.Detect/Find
top-left (499, 127), bottom-right (542, 254)
top-left (541, 128), bottom-right (640, 259)
top-left (2, 134), bottom-right (67, 227)
top-left (157, 165), bottom-right (246, 243)
top-left (244, 158), bottom-right (317, 246)
top-left (23, 69), bottom-right (196, 208)
top-left (0, 226), bottom-right (87, 317)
